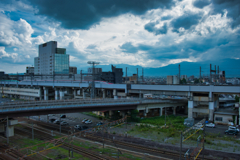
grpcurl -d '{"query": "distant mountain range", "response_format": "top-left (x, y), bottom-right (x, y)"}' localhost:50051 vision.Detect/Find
top-left (7, 58), bottom-right (240, 78)
top-left (78, 59), bottom-right (240, 78)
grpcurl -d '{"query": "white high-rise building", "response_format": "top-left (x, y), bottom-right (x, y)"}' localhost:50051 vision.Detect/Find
top-left (34, 41), bottom-right (69, 75)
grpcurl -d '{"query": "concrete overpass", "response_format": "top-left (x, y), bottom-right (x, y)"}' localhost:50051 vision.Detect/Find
top-left (0, 98), bottom-right (186, 118)
top-left (1, 80), bottom-right (240, 121)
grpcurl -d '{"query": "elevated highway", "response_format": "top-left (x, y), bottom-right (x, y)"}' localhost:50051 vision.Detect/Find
top-left (0, 98), bottom-right (186, 118)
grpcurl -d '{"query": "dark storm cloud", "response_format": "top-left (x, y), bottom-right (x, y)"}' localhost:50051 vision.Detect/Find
top-left (144, 22), bottom-right (168, 35)
top-left (171, 12), bottom-right (202, 32)
top-left (193, 0), bottom-right (211, 8)
top-left (27, 0), bottom-right (175, 30)
top-left (119, 29), bottom-right (236, 61)
top-left (120, 42), bottom-right (138, 53)
top-left (192, 0), bottom-right (240, 28)
top-left (211, 0), bottom-right (240, 28)
top-left (161, 15), bottom-right (172, 21)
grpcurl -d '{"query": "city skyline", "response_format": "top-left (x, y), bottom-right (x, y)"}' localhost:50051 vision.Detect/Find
top-left (0, 0), bottom-right (240, 75)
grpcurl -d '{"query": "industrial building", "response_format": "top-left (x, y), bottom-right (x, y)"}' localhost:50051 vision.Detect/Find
top-left (167, 75), bottom-right (179, 84)
top-left (84, 65), bottom-right (123, 84)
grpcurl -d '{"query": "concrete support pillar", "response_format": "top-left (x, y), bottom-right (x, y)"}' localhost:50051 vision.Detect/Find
top-left (55, 89), bottom-right (59, 100)
top-left (188, 92), bottom-right (193, 100)
top-left (73, 89), bottom-right (77, 98)
top-left (173, 107), bottom-right (176, 115)
top-left (39, 88), bottom-right (43, 101)
top-left (215, 94), bottom-right (219, 109)
top-left (113, 89), bottom-right (117, 96)
top-left (102, 89), bottom-right (106, 99)
top-left (44, 87), bottom-right (49, 101)
top-left (109, 110), bottom-right (113, 118)
top-left (82, 89), bottom-right (85, 99)
top-left (188, 101), bottom-right (193, 119)
top-left (60, 89), bottom-right (65, 100)
top-left (209, 102), bottom-right (214, 121)
top-left (139, 93), bottom-right (142, 99)
top-left (144, 108), bottom-right (148, 117)
top-left (159, 108), bottom-right (162, 116)
top-left (209, 92), bottom-right (213, 102)
top-left (120, 111), bottom-right (125, 118)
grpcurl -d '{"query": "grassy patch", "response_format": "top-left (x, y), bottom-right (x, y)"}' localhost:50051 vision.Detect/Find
top-left (82, 112), bottom-right (104, 120)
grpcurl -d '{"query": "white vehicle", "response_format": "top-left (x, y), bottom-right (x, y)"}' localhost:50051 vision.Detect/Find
top-left (82, 119), bottom-right (88, 123)
top-left (228, 126), bottom-right (239, 132)
top-left (205, 123), bottom-right (215, 128)
top-left (85, 120), bottom-right (92, 124)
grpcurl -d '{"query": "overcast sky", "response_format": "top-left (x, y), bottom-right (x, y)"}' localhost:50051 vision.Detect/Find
top-left (0, 0), bottom-right (240, 73)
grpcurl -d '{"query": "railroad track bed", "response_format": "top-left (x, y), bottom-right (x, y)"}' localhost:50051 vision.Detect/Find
top-left (77, 132), bottom-right (217, 160)
top-left (11, 124), bottom-right (119, 160)
top-left (0, 142), bottom-right (34, 160)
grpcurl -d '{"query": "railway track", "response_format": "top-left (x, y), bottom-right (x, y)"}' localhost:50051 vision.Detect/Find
top-left (14, 125), bottom-right (117, 160)
top-left (78, 132), bottom-right (215, 160)
top-left (0, 143), bottom-right (34, 160)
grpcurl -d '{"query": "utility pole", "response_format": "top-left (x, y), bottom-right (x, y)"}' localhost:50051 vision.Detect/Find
top-left (136, 68), bottom-right (138, 84)
top-left (142, 68), bottom-right (144, 82)
top-left (210, 64), bottom-right (211, 82)
top-left (165, 107), bottom-right (166, 127)
top-left (80, 70), bottom-right (82, 83)
top-left (178, 64), bottom-right (180, 83)
top-left (125, 67), bottom-right (127, 78)
top-left (200, 66), bottom-right (201, 79)
top-left (7, 116), bottom-right (9, 144)
top-left (87, 61), bottom-right (100, 99)
top-left (32, 121), bottom-right (34, 140)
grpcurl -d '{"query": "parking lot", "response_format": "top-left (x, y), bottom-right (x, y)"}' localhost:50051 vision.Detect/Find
top-left (30, 112), bottom-right (104, 129)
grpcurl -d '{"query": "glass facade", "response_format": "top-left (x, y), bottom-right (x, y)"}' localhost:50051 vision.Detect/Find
top-left (54, 54), bottom-right (69, 74)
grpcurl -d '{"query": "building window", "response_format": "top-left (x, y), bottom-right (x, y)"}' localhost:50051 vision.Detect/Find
top-left (215, 117), bottom-right (222, 121)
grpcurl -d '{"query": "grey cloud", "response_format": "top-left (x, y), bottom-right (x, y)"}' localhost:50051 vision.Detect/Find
top-left (193, 0), bottom-right (211, 8)
top-left (212, 0), bottom-right (240, 28)
top-left (144, 22), bottom-right (168, 35)
top-left (120, 42), bottom-right (138, 53)
top-left (161, 15), bottom-right (172, 21)
top-left (27, 0), bottom-right (175, 30)
top-left (171, 12), bottom-right (202, 32)
top-left (87, 44), bottom-right (97, 49)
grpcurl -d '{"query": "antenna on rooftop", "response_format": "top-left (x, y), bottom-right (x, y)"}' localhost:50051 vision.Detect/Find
top-left (87, 61), bottom-right (100, 99)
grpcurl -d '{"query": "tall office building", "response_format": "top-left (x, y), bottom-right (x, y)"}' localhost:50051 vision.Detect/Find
top-left (34, 41), bottom-right (69, 75)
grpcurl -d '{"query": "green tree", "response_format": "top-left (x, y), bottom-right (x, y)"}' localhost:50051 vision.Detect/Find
top-left (180, 78), bottom-right (187, 84)
top-left (194, 79), bottom-right (200, 84)
top-left (235, 95), bottom-right (240, 102)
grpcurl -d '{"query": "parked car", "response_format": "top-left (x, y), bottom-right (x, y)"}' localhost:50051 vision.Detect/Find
top-left (228, 126), bottom-right (239, 132)
top-left (96, 122), bottom-right (104, 126)
top-left (74, 125), bottom-right (89, 131)
top-left (60, 115), bottom-right (66, 118)
top-left (85, 120), bottom-right (92, 124)
top-left (54, 120), bottom-right (62, 125)
top-left (225, 130), bottom-right (238, 135)
top-left (82, 119), bottom-right (88, 123)
top-left (60, 121), bottom-right (68, 126)
top-left (205, 123), bottom-right (215, 128)
top-left (49, 118), bottom-right (56, 123)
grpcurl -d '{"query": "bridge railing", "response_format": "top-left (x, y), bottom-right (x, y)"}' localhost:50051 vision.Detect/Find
top-left (0, 98), bottom-right (173, 113)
